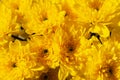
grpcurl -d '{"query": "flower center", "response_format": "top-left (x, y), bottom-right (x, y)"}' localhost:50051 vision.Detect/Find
top-left (12, 63), bottom-right (17, 68)
top-left (43, 49), bottom-right (48, 54)
top-left (68, 46), bottom-right (74, 52)
top-left (43, 74), bottom-right (48, 80)
top-left (89, 0), bottom-right (103, 11)
top-left (100, 65), bottom-right (115, 78)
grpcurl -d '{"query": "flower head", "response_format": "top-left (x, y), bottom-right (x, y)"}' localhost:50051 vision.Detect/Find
top-left (29, 35), bottom-right (60, 69)
top-left (86, 41), bottom-right (120, 80)
top-left (0, 40), bottom-right (37, 80)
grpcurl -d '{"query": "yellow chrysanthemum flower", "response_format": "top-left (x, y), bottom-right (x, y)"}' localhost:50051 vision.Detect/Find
top-left (25, 0), bottom-right (65, 35)
top-left (86, 40), bottom-right (120, 80)
top-left (0, 40), bottom-right (37, 80)
top-left (71, 0), bottom-right (120, 38)
top-left (25, 67), bottom-right (59, 80)
top-left (39, 67), bottom-right (59, 80)
top-left (29, 35), bottom-right (59, 69)
top-left (57, 22), bottom-right (93, 80)
top-left (0, 0), bottom-right (120, 80)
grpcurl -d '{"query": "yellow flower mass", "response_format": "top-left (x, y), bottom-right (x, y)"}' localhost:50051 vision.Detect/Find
top-left (0, 0), bottom-right (120, 80)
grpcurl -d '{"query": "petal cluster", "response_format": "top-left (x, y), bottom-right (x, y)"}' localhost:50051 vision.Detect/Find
top-left (0, 0), bottom-right (120, 80)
